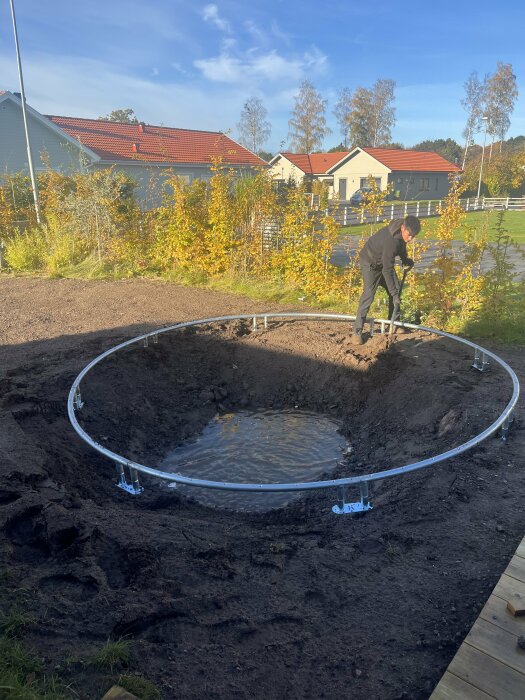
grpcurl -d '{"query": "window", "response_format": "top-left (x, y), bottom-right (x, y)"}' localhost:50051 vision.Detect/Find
top-left (360, 177), bottom-right (381, 188)
top-left (435, 177), bottom-right (439, 190)
top-left (420, 177), bottom-right (430, 191)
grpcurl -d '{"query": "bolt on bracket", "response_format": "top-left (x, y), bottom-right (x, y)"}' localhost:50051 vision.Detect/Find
top-left (472, 349), bottom-right (490, 372)
top-left (501, 413), bottom-right (515, 442)
top-left (73, 389), bottom-right (84, 411)
top-left (332, 483), bottom-right (373, 515)
top-left (115, 462), bottom-right (144, 495)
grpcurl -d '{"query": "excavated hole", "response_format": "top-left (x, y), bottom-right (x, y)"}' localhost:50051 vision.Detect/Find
top-left (78, 320), bottom-right (508, 511)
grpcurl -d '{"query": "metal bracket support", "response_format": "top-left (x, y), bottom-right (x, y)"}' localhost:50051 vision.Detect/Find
top-left (73, 388), bottom-right (84, 411)
top-left (332, 482), bottom-right (373, 515)
top-left (500, 413), bottom-right (515, 442)
top-left (472, 349), bottom-right (490, 372)
top-left (115, 462), bottom-right (144, 495)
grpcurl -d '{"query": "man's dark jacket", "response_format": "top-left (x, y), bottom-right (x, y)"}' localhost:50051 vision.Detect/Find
top-left (359, 218), bottom-right (411, 296)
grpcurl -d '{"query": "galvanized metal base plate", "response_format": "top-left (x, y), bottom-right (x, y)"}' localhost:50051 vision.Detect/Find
top-left (332, 501), bottom-right (373, 515)
top-left (116, 479), bottom-right (144, 495)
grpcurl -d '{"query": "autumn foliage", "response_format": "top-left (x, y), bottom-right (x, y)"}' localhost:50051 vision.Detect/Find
top-left (0, 166), bottom-right (523, 337)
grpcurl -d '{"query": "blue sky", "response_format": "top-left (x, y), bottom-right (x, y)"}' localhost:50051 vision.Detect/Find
top-left (1, 0), bottom-right (524, 153)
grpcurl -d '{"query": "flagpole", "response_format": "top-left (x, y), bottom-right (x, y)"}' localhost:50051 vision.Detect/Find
top-left (9, 0), bottom-right (42, 224)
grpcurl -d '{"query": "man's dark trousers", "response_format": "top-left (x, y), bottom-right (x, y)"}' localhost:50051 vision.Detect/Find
top-left (354, 264), bottom-right (400, 334)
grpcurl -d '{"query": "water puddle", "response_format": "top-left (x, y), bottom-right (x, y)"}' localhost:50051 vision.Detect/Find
top-left (161, 409), bottom-right (349, 511)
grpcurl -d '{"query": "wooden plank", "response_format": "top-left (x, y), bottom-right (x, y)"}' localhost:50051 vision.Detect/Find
top-left (515, 539), bottom-right (525, 560)
top-left (493, 574), bottom-right (525, 604)
top-left (465, 618), bottom-right (525, 675)
top-left (506, 555), bottom-right (525, 584)
top-left (448, 642), bottom-right (525, 700)
top-left (429, 670), bottom-right (495, 699)
top-left (480, 594), bottom-right (525, 635)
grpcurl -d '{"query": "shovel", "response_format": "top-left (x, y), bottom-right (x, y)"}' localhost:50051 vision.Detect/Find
top-left (387, 266), bottom-right (411, 345)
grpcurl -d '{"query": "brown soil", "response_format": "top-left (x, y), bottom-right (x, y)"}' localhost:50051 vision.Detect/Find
top-left (1, 276), bottom-right (523, 700)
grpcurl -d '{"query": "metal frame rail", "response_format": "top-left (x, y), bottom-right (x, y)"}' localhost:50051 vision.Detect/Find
top-left (67, 314), bottom-right (520, 516)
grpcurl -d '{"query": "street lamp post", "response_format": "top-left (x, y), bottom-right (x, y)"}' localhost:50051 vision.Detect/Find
top-left (9, 0), bottom-right (42, 225)
top-left (477, 116), bottom-right (489, 202)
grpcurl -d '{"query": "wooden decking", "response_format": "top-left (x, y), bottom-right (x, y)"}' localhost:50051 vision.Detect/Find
top-left (430, 538), bottom-right (525, 699)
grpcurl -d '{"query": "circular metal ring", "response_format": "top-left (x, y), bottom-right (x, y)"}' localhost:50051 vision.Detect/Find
top-left (67, 314), bottom-right (520, 493)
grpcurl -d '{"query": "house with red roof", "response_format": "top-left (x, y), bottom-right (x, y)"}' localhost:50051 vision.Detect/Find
top-left (0, 91), bottom-right (266, 204)
top-left (269, 147), bottom-right (461, 201)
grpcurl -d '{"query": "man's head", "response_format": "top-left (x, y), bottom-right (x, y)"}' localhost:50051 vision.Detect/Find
top-left (400, 215), bottom-right (421, 243)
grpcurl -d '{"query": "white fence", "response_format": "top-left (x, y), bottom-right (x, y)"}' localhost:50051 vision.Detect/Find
top-left (331, 197), bottom-right (525, 227)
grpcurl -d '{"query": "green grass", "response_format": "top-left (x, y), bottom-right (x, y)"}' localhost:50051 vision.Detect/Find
top-left (0, 637), bottom-right (72, 700)
top-left (339, 210), bottom-right (525, 243)
top-left (0, 609), bottom-right (35, 637)
top-left (87, 639), bottom-right (132, 672)
top-left (117, 674), bottom-right (162, 700)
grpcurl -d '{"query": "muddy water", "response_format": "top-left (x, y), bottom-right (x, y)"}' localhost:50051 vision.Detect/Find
top-left (161, 409), bottom-right (349, 511)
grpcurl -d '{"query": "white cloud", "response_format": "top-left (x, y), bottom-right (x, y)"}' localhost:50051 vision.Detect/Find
top-left (0, 52), bottom-right (258, 138)
top-left (194, 47), bottom-right (328, 85)
top-left (270, 20), bottom-right (291, 46)
top-left (172, 62), bottom-right (190, 76)
top-left (201, 4), bottom-right (232, 34)
top-left (244, 20), bottom-right (267, 46)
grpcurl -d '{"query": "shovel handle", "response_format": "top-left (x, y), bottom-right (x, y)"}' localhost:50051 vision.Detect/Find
top-left (388, 266), bottom-right (411, 338)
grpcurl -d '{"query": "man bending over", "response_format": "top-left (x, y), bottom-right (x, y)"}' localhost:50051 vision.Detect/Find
top-left (353, 215), bottom-right (421, 345)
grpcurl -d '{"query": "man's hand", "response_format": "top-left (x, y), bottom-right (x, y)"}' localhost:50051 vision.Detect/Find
top-left (404, 258), bottom-right (414, 269)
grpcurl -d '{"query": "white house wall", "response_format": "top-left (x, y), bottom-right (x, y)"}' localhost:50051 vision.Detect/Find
top-left (0, 99), bottom-right (88, 174)
top-left (331, 151), bottom-right (390, 200)
top-left (269, 157), bottom-right (307, 184)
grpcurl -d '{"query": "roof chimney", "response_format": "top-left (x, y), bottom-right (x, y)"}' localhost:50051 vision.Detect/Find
top-left (138, 122), bottom-right (145, 133)
top-left (132, 142), bottom-right (139, 153)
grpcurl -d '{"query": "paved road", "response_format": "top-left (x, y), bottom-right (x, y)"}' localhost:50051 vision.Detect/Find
top-left (332, 236), bottom-right (525, 279)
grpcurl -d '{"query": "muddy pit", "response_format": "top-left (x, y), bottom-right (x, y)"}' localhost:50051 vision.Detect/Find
top-left (0, 279), bottom-right (523, 700)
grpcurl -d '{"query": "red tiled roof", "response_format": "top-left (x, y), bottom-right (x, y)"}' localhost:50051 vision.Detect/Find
top-left (362, 148), bottom-right (461, 172)
top-left (44, 115), bottom-right (266, 167)
top-left (280, 152), bottom-right (349, 174)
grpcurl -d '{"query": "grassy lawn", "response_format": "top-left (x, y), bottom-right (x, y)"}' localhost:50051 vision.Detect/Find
top-left (339, 210), bottom-right (525, 243)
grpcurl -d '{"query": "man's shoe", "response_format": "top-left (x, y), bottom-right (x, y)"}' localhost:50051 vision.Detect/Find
top-left (352, 332), bottom-right (365, 345)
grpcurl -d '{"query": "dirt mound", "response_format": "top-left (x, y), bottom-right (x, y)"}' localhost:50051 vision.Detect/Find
top-left (0, 278), bottom-right (523, 700)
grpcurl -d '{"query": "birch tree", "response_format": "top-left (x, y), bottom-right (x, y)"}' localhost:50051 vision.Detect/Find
top-left (346, 79), bottom-right (396, 147)
top-left (370, 79), bottom-right (396, 146)
top-left (237, 96), bottom-right (272, 154)
top-left (485, 63), bottom-right (518, 157)
top-left (333, 87), bottom-right (353, 147)
top-left (461, 71), bottom-right (486, 167)
top-left (288, 80), bottom-right (331, 153)
top-left (347, 87), bottom-right (374, 147)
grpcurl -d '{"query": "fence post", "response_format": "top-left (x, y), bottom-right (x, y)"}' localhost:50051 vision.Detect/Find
top-left (506, 197), bottom-right (510, 210)
top-left (390, 204), bottom-right (394, 219)
top-left (343, 206), bottom-right (347, 226)
top-left (404, 202), bottom-right (408, 216)
top-left (416, 201), bottom-right (420, 217)
top-left (466, 198), bottom-right (469, 211)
